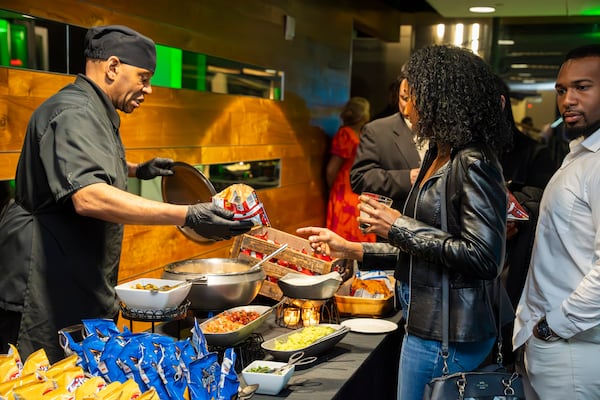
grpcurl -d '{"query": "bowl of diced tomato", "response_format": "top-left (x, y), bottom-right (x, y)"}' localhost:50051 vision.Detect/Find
top-left (199, 305), bottom-right (274, 346)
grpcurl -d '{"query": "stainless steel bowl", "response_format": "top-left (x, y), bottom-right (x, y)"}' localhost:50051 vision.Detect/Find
top-left (162, 258), bottom-right (265, 311)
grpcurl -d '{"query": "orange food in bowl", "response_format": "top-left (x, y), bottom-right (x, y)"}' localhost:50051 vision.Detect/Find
top-left (202, 310), bottom-right (261, 333)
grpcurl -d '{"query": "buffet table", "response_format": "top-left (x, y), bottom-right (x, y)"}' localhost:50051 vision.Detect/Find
top-left (247, 311), bottom-right (404, 400)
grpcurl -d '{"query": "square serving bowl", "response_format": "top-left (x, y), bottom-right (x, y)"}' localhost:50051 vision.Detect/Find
top-left (114, 278), bottom-right (192, 311)
top-left (241, 360), bottom-right (295, 395)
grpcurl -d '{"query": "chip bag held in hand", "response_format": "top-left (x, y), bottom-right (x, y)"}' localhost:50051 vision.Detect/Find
top-left (507, 190), bottom-right (529, 221)
top-left (212, 184), bottom-right (271, 226)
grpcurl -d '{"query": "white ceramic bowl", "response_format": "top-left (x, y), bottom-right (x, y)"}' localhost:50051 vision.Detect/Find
top-left (115, 278), bottom-right (192, 311)
top-left (277, 272), bottom-right (342, 300)
top-left (241, 360), bottom-right (295, 395)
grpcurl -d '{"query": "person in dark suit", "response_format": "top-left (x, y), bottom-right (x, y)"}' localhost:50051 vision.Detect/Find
top-left (350, 74), bottom-right (422, 211)
top-left (349, 72), bottom-right (422, 318)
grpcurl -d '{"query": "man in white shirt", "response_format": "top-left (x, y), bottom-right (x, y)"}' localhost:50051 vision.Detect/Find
top-left (513, 44), bottom-right (600, 399)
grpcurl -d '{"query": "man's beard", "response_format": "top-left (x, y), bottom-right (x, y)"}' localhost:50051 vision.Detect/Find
top-left (564, 118), bottom-right (600, 140)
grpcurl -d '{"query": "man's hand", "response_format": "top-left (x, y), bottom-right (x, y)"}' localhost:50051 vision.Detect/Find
top-left (136, 157), bottom-right (175, 180)
top-left (184, 203), bottom-right (253, 240)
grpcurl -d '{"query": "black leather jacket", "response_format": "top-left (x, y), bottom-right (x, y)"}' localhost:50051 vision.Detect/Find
top-left (362, 143), bottom-right (509, 342)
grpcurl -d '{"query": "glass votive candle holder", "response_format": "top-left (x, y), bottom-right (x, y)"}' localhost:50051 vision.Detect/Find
top-left (301, 301), bottom-right (320, 327)
top-left (283, 306), bottom-right (300, 327)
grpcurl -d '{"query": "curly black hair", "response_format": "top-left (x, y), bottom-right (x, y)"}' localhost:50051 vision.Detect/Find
top-left (405, 45), bottom-right (512, 154)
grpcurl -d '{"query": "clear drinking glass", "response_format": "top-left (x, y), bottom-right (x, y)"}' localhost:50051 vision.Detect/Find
top-left (359, 192), bottom-right (393, 232)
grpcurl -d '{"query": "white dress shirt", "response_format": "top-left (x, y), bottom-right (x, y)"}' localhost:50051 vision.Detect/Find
top-left (513, 128), bottom-right (600, 349)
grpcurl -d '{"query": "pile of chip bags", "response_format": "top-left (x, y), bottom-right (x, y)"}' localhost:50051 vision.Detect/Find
top-left (0, 319), bottom-right (238, 400)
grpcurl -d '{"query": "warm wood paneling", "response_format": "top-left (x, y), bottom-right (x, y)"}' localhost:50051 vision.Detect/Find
top-left (0, 0), bottom-right (402, 295)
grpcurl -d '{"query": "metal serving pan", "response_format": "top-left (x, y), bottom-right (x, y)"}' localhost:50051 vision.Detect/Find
top-left (199, 304), bottom-right (274, 346)
top-left (261, 323), bottom-right (350, 361)
top-left (161, 161), bottom-right (217, 242)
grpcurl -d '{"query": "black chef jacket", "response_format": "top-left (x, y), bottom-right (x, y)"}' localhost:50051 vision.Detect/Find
top-left (0, 74), bottom-right (127, 362)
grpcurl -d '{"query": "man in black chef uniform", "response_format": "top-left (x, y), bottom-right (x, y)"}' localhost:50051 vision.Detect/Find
top-left (0, 25), bottom-right (253, 362)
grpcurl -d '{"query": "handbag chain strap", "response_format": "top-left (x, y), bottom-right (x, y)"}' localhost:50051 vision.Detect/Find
top-left (440, 169), bottom-right (450, 375)
top-left (438, 164), bottom-right (504, 377)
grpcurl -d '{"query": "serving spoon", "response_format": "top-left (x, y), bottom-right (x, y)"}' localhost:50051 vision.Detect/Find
top-left (249, 243), bottom-right (289, 271)
top-left (238, 383), bottom-right (259, 399)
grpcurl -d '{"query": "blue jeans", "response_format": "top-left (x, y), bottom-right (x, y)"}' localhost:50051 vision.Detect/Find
top-left (397, 332), bottom-right (495, 400)
top-left (395, 280), bottom-right (410, 321)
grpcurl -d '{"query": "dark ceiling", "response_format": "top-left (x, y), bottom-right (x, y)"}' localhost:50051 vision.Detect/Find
top-left (382, 0), bottom-right (435, 13)
top-left (379, 0), bottom-right (600, 90)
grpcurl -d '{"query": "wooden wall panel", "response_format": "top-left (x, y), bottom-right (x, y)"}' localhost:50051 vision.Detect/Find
top-left (0, 0), bottom-right (403, 290)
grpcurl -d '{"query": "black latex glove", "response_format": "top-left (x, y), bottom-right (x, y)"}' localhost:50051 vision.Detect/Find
top-left (136, 157), bottom-right (175, 180)
top-left (184, 203), bottom-right (254, 240)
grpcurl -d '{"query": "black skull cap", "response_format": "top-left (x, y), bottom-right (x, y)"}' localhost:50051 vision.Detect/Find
top-left (84, 25), bottom-right (156, 73)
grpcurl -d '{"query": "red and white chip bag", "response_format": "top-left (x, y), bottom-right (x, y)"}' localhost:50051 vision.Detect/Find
top-left (212, 184), bottom-right (271, 226)
top-left (507, 190), bottom-right (529, 221)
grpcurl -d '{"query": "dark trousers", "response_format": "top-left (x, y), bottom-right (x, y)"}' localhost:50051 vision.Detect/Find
top-left (0, 309), bottom-right (21, 354)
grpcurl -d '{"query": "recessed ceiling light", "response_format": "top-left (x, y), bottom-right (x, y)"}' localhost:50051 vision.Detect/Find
top-left (469, 6), bottom-right (496, 13)
top-left (497, 39), bottom-right (515, 45)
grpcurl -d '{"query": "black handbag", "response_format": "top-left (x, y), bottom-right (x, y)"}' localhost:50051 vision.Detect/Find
top-left (422, 169), bottom-right (525, 400)
top-left (423, 367), bottom-right (524, 400)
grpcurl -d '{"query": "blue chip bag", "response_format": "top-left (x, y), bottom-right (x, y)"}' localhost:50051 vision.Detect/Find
top-left (174, 338), bottom-right (197, 366)
top-left (137, 342), bottom-right (170, 399)
top-left (115, 336), bottom-right (147, 390)
top-left (217, 348), bottom-right (239, 400)
top-left (97, 330), bottom-right (135, 383)
top-left (80, 333), bottom-right (107, 377)
top-left (190, 319), bottom-right (209, 357)
top-left (158, 342), bottom-right (189, 400)
top-left (58, 329), bottom-right (88, 371)
top-left (188, 352), bottom-right (220, 400)
top-left (81, 319), bottom-right (121, 341)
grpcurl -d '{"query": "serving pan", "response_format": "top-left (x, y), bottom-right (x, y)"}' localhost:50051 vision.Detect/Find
top-left (277, 271), bottom-right (342, 300)
top-left (261, 323), bottom-right (350, 361)
top-left (199, 305), bottom-right (273, 346)
top-left (161, 161), bottom-right (217, 242)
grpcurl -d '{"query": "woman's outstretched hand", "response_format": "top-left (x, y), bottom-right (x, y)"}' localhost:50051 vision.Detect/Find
top-left (296, 227), bottom-right (364, 261)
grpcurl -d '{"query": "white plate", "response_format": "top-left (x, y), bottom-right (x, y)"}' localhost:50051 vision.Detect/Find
top-left (341, 318), bottom-right (398, 334)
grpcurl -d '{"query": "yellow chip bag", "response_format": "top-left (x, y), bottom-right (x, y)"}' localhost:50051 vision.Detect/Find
top-left (42, 386), bottom-right (75, 399)
top-left (45, 366), bottom-right (86, 393)
top-left (47, 354), bottom-right (79, 376)
top-left (0, 371), bottom-right (44, 398)
top-left (21, 348), bottom-right (50, 376)
top-left (12, 378), bottom-right (57, 399)
top-left (117, 379), bottom-right (141, 400)
top-left (89, 380), bottom-right (122, 400)
top-left (137, 388), bottom-right (159, 400)
top-left (73, 376), bottom-right (106, 400)
top-left (0, 344), bottom-right (21, 383)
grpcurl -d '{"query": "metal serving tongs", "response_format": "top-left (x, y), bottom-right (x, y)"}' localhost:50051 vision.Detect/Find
top-left (149, 276), bottom-right (204, 293)
top-left (271, 351), bottom-right (317, 374)
top-left (249, 243), bottom-right (289, 271)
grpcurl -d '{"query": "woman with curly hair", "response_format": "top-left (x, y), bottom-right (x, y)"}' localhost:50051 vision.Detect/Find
top-left (298, 45), bottom-right (513, 400)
